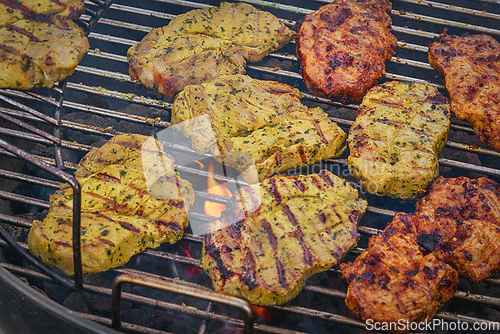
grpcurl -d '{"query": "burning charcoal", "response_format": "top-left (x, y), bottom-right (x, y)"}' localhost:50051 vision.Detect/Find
top-left (484, 308), bottom-right (500, 323)
top-left (122, 308), bottom-right (153, 328)
top-left (63, 292), bottom-right (90, 314)
top-left (43, 281), bottom-right (72, 304)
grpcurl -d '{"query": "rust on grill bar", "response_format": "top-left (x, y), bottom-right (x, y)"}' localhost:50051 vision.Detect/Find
top-left (1, 0), bottom-right (500, 333)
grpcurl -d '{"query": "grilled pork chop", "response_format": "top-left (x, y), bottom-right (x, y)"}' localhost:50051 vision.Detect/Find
top-left (127, 2), bottom-right (295, 98)
top-left (0, 0), bottom-right (85, 25)
top-left (296, 0), bottom-right (397, 104)
top-left (28, 134), bottom-right (195, 275)
top-left (415, 176), bottom-right (500, 283)
top-left (202, 170), bottom-right (367, 306)
top-left (341, 213), bottom-right (458, 332)
top-left (0, 0), bottom-right (88, 89)
top-left (428, 32), bottom-right (500, 151)
top-left (348, 81), bottom-right (451, 199)
top-left (172, 74), bottom-right (347, 183)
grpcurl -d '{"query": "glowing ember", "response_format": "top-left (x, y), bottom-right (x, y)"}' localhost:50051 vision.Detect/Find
top-left (180, 243), bottom-right (202, 279)
top-left (204, 162), bottom-right (232, 217)
top-left (251, 305), bottom-right (275, 323)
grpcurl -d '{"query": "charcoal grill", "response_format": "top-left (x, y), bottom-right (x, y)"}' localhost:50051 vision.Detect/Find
top-left (1, 0), bottom-right (500, 333)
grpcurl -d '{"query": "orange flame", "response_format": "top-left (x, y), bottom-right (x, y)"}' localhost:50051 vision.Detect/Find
top-left (204, 162), bottom-right (232, 218)
top-left (180, 242), bottom-right (202, 279)
top-left (251, 305), bottom-right (275, 322)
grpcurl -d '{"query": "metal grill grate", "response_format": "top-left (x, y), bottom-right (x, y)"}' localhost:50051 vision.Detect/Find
top-left (1, 0), bottom-right (500, 333)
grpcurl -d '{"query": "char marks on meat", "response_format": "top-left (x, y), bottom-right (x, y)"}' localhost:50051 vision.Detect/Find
top-left (0, 0), bottom-right (89, 89)
top-left (428, 31), bottom-right (500, 151)
top-left (127, 2), bottom-right (295, 98)
top-left (296, 0), bottom-right (397, 104)
top-left (341, 213), bottom-right (458, 332)
top-left (202, 170), bottom-right (367, 306)
top-left (414, 176), bottom-right (500, 283)
top-left (348, 81), bottom-right (451, 199)
top-left (28, 134), bottom-right (195, 275)
top-left (172, 74), bottom-right (347, 183)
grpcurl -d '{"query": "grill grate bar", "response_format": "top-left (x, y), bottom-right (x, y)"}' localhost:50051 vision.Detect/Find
top-left (65, 83), bottom-right (171, 111)
top-left (2, 241), bottom-right (498, 332)
top-left (395, 0), bottom-right (500, 21)
top-left (0, 94), bottom-right (58, 126)
top-left (1, 0), bottom-right (500, 332)
top-left (392, 9), bottom-right (500, 36)
top-left (0, 148), bottom-right (78, 170)
top-left (0, 190), bottom-right (50, 209)
top-left (0, 89), bottom-right (61, 107)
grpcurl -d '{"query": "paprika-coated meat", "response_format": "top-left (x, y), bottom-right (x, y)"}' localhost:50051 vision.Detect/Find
top-left (415, 176), bottom-right (500, 283)
top-left (296, 0), bottom-right (397, 104)
top-left (341, 213), bottom-right (458, 333)
top-left (428, 31), bottom-right (500, 151)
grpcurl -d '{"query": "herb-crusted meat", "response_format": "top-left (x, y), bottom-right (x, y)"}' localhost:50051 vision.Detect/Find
top-left (348, 81), bottom-right (451, 199)
top-left (202, 170), bottom-right (367, 306)
top-left (428, 31), bottom-right (500, 151)
top-left (296, 0), bottom-right (397, 104)
top-left (127, 2), bottom-right (295, 98)
top-left (415, 176), bottom-right (500, 283)
top-left (0, 0), bottom-right (85, 25)
top-left (341, 213), bottom-right (458, 332)
top-left (0, 0), bottom-right (88, 89)
top-left (172, 74), bottom-right (347, 183)
top-left (28, 134), bottom-right (195, 275)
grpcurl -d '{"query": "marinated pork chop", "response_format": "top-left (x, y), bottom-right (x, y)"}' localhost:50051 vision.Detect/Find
top-left (428, 32), bottom-right (500, 151)
top-left (341, 213), bottom-right (458, 332)
top-left (28, 134), bottom-right (195, 275)
top-left (296, 0), bottom-right (397, 104)
top-left (348, 81), bottom-right (450, 199)
top-left (0, 0), bottom-right (88, 89)
top-left (127, 2), bottom-right (295, 98)
top-left (202, 170), bottom-right (367, 306)
top-left (415, 176), bottom-right (500, 283)
top-left (172, 74), bottom-right (347, 183)
top-left (0, 0), bottom-right (85, 25)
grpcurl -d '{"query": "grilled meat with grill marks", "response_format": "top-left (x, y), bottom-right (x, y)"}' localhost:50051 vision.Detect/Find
top-left (127, 2), bottom-right (295, 98)
top-left (415, 176), bottom-right (500, 283)
top-left (0, 0), bottom-right (85, 25)
top-left (428, 32), bottom-right (500, 151)
top-left (296, 0), bottom-right (397, 104)
top-left (348, 81), bottom-right (451, 199)
top-left (341, 213), bottom-right (458, 332)
top-left (202, 170), bottom-right (367, 306)
top-left (28, 134), bottom-right (195, 275)
top-left (0, 0), bottom-right (88, 89)
top-left (172, 74), bottom-right (347, 183)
